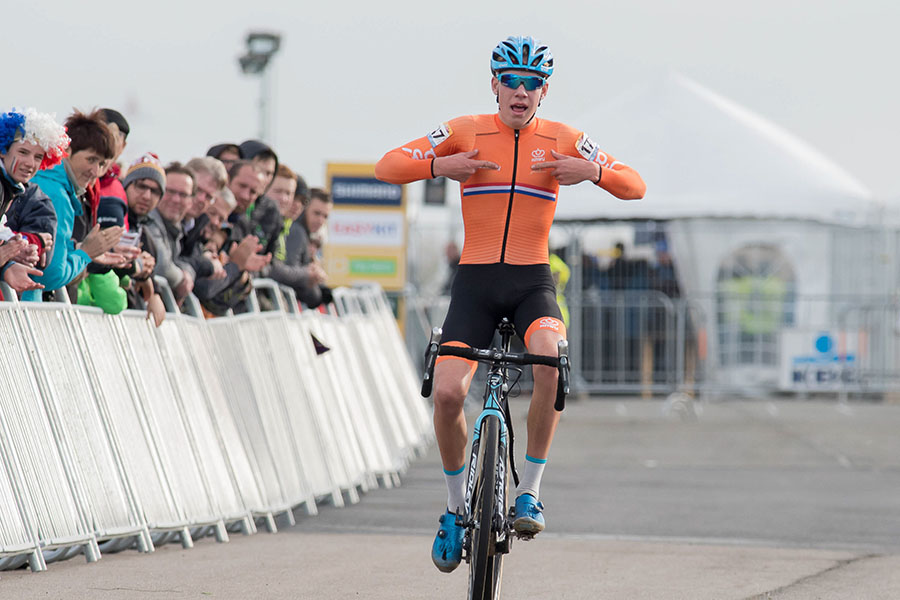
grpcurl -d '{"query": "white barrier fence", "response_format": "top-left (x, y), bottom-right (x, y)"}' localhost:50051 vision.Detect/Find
top-left (0, 280), bottom-right (432, 572)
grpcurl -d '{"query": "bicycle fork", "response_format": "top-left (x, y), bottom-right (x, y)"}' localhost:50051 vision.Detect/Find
top-left (461, 371), bottom-right (512, 561)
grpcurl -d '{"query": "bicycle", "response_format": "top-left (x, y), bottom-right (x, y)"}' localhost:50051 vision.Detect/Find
top-left (421, 318), bottom-right (570, 600)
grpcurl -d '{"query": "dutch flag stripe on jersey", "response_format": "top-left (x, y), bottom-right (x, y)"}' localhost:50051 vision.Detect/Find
top-left (463, 183), bottom-right (557, 202)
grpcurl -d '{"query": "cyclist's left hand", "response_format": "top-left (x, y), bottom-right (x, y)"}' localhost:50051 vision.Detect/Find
top-left (532, 150), bottom-right (600, 185)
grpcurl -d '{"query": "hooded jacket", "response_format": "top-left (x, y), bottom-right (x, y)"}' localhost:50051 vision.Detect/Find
top-left (239, 139), bottom-right (284, 254)
top-left (22, 162), bottom-right (91, 300)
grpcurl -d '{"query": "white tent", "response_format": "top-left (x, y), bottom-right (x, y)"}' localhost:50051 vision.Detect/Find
top-left (552, 74), bottom-right (890, 389)
top-left (555, 72), bottom-right (878, 224)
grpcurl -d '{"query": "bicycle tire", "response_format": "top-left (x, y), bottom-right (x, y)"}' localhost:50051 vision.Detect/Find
top-left (468, 415), bottom-right (503, 600)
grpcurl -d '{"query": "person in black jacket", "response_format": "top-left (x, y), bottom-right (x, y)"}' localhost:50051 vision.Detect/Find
top-left (194, 160), bottom-right (270, 316)
top-left (0, 107), bottom-right (69, 293)
top-left (180, 157), bottom-right (228, 283)
top-left (268, 187), bottom-right (332, 308)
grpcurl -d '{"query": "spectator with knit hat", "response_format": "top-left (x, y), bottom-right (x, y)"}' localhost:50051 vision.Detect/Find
top-left (121, 152), bottom-right (167, 324)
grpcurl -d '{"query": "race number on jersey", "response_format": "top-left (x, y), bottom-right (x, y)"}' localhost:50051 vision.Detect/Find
top-left (427, 123), bottom-right (453, 149)
top-left (575, 132), bottom-right (600, 162)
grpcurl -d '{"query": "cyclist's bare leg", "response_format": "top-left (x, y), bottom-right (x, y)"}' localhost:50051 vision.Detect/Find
top-left (524, 328), bottom-right (564, 461)
top-left (433, 357), bottom-right (477, 477)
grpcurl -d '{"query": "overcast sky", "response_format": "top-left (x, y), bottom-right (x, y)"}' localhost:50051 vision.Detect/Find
top-left (7, 0), bottom-right (899, 199)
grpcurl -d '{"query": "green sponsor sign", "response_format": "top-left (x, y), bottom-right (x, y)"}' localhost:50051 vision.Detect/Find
top-left (350, 257), bottom-right (397, 276)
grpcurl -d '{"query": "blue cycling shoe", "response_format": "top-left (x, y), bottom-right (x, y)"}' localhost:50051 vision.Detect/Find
top-left (513, 493), bottom-right (545, 536)
top-left (431, 510), bottom-right (465, 572)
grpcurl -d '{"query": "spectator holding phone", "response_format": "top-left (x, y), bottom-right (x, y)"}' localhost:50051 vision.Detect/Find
top-left (76, 197), bottom-right (130, 314)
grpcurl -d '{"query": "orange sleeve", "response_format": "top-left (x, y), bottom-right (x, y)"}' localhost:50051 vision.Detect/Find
top-left (557, 124), bottom-right (646, 200)
top-left (375, 116), bottom-right (475, 184)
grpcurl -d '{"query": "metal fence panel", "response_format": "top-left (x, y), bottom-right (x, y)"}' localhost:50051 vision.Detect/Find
top-left (176, 317), bottom-right (263, 521)
top-left (230, 315), bottom-right (315, 514)
top-left (354, 286), bottom-right (432, 448)
top-left (282, 315), bottom-right (351, 504)
top-left (116, 310), bottom-right (218, 534)
top-left (256, 313), bottom-right (335, 506)
top-left (318, 305), bottom-right (400, 482)
top-left (301, 312), bottom-right (368, 498)
top-left (205, 318), bottom-right (294, 521)
top-left (0, 306), bottom-right (47, 571)
top-left (0, 305), bottom-right (98, 563)
top-left (153, 314), bottom-right (252, 532)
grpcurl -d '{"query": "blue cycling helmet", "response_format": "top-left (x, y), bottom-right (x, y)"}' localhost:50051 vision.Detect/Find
top-left (490, 36), bottom-right (554, 78)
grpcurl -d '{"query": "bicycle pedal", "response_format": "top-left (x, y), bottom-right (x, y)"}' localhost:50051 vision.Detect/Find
top-left (515, 530), bottom-right (537, 541)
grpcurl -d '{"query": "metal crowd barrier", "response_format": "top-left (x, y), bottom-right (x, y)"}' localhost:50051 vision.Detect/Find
top-left (0, 279), bottom-right (432, 571)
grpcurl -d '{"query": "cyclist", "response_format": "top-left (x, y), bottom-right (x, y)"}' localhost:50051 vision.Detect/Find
top-left (375, 35), bottom-right (645, 573)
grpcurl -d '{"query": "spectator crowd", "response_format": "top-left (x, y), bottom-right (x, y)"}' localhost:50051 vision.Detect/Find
top-left (0, 107), bottom-right (333, 323)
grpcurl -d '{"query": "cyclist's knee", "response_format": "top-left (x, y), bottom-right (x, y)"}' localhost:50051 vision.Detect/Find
top-left (532, 364), bottom-right (559, 388)
top-left (434, 378), bottom-right (467, 414)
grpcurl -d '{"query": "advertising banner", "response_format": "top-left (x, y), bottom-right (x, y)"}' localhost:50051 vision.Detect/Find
top-left (323, 163), bottom-right (406, 292)
top-left (778, 329), bottom-right (862, 391)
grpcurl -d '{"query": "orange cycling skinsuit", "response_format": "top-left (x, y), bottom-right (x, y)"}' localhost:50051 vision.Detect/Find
top-left (376, 113), bottom-right (643, 350)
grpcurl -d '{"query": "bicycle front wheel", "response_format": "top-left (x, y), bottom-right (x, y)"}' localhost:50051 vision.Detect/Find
top-left (468, 415), bottom-right (504, 600)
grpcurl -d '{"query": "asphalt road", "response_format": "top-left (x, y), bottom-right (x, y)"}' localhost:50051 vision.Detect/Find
top-left (3, 397), bottom-right (900, 598)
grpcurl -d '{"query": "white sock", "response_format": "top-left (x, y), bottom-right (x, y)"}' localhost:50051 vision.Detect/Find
top-left (444, 465), bottom-right (467, 513)
top-left (516, 455), bottom-right (547, 500)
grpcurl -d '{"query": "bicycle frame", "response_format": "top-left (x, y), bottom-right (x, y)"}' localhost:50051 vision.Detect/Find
top-left (464, 329), bottom-right (514, 544)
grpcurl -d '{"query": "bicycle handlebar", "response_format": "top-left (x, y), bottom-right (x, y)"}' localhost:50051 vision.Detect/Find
top-left (420, 328), bottom-right (571, 411)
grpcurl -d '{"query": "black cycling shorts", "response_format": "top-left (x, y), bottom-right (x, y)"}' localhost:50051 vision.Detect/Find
top-left (441, 263), bottom-right (564, 349)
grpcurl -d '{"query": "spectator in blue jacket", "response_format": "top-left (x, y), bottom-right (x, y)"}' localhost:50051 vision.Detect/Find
top-left (24, 109), bottom-right (124, 301)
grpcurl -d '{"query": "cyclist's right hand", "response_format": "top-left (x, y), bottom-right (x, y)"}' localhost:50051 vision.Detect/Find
top-left (433, 149), bottom-right (499, 182)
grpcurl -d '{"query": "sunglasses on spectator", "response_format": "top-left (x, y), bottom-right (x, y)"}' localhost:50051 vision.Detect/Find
top-left (134, 181), bottom-right (162, 199)
top-left (498, 73), bottom-right (546, 91)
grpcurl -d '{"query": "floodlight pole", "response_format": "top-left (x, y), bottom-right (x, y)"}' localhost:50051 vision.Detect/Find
top-left (238, 32), bottom-right (281, 143)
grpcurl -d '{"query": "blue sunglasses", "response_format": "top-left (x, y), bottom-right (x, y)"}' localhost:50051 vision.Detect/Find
top-left (498, 73), bottom-right (546, 91)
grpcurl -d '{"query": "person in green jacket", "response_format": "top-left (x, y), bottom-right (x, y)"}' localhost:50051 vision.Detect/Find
top-left (76, 197), bottom-right (128, 314)
top-left (549, 249), bottom-right (571, 328)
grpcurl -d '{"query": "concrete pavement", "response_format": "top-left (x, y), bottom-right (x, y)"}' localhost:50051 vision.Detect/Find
top-left (3, 398), bottom-right (899, 598)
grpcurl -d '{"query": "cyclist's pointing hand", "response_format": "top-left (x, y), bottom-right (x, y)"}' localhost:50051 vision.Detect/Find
top-left (532, 150), bottom-right (601, 186)
top-left (433, 150), bottom-right (500, 182)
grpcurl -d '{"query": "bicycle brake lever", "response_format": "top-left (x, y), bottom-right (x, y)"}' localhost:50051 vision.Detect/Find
top-left (421, 327), bottom-right (443, 397)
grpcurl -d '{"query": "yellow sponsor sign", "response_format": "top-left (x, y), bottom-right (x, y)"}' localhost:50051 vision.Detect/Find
top-left (324, 163), bottom-right (406, 291)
